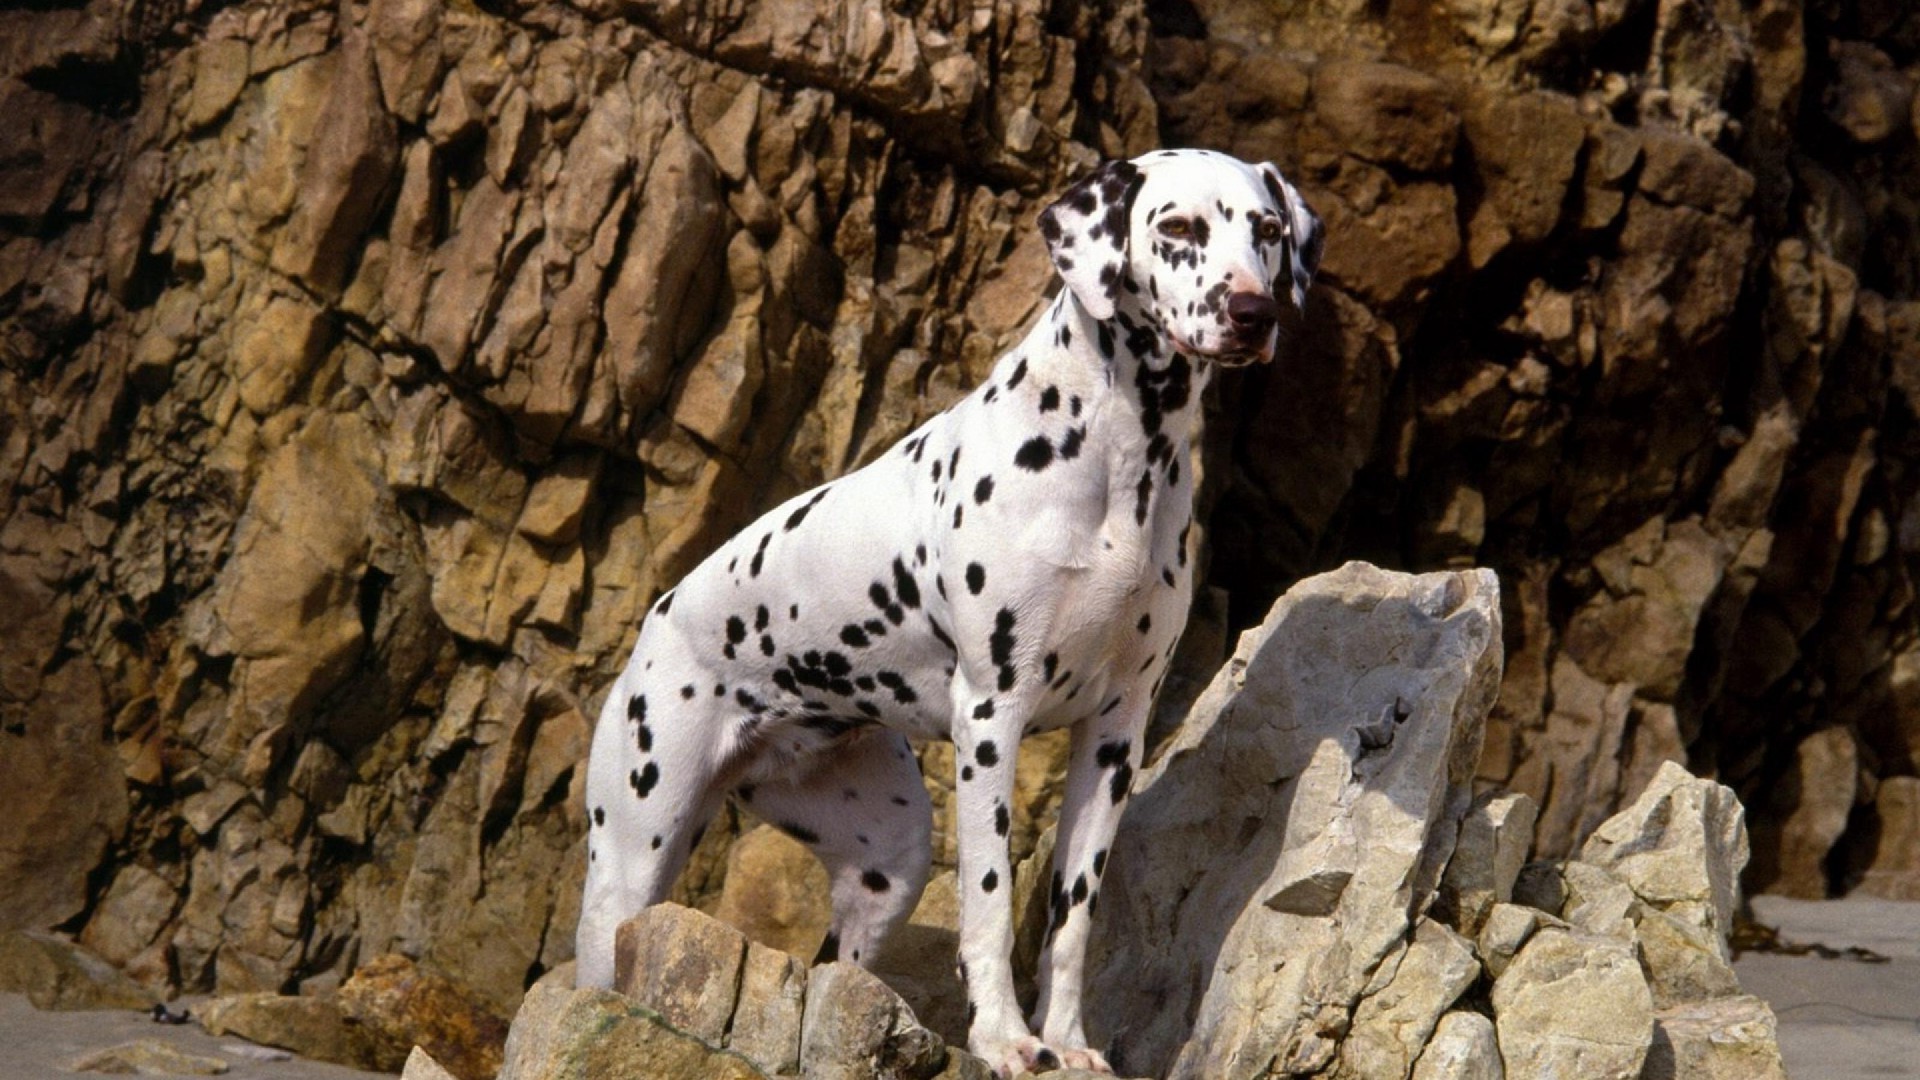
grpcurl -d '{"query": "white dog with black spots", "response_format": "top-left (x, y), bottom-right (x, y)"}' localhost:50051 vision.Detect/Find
top-left (577, 148), bottom-right (1322, 1077)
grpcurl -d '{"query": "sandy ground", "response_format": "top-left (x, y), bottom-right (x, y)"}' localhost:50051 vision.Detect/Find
top-left (1736, 895), bottom-right (1920, 1080)
top-left (0, 995), bottom-right (388, 1080)
top-left (2, 896), bottom-right (1914, 1078)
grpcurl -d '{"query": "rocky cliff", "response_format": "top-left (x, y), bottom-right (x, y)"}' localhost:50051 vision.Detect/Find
top-left (1, 0), bottom-right (1917, 1010)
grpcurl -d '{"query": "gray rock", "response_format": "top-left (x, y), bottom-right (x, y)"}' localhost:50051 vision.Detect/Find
top-left (65, 1039), bottom-right (230, 1076)
top-left (1490, 927), bottom-right (1654, 1079)
top-left (1642, 996), bottom-right (1788, 1080)
top-left (1340, 919), bottom-right (1481, 1078)
top-left (1411, 1011), bottom-right (1503, 1080)
top-left (1437, 791), bottom-right (1538, 935)
top-left (0, 931), bottom-right (155, 1012)
top-left (497, 982), bottom-right (768, 1080)
top-left (1083, 563), bottom-right (1503, 1079)
top-left (799, 961), bottom-right (946, 1080)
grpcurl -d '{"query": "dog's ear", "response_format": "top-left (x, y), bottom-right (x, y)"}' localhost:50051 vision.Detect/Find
top-left (1038, 160), bottom-right (1144, 321)
top-left (1258, 162), bottom-right (1324, 313)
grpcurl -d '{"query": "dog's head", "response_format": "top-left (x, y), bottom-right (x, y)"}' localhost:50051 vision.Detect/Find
top-left (1038, 149), bottom-right (1323, 367)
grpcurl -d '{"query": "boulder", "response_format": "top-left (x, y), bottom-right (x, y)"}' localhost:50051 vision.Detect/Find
top-left (336, 953), bottom-right (511, 1080)
top-left (1410, 1011), bottom-right (1503, 1080)
top-left (197, 992), bottom-right (381, 1070)
top-left (1642, 996), bottom-right (1788, 1080)
top-left (1855, 775), bottom-right (1920, 900)
top-left (1083, 563), bottom-right (1503, 1078)
top-left (609, 903), bottom-right (949, 1079)
top-left (65, 1039), bottom-right (230, 1076)
top-left (497, 981), bottom-right (768, 1080)
top-left (1489, 927), bottom-right (1654, 1079)
top-left (0, 931), bottom-right (155, 1012)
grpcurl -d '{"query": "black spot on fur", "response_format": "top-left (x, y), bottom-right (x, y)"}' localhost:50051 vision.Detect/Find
top-left (982, 869), bottom-right (999, 893)
top-left (1007, 358), bottom-right (1029, 390)
top-left (973, 698), bottom-right (995, 720)
top-left (1014, 436), bottom-right (1054, 472)
top-left (892, 558), bottom-right (921, 608)
top-left (841, 624), bottom-right (871, 648)
top-left (995, 803), bottom-right (1010, 837)
top-left (966, 563), bottom-right (986, 595)
top-left (975, 741), bottom-right (1000, 767)
top-left (974, 475), bottom-right (994, 504)
top-left (861, 870), bottom-right (891, 893)
top-left (630, 762), bottom-right (659, 798)
top-left (1039, 386), bottom-right (1060, 412)
top-left (785, 489), bottom-right (829, 532)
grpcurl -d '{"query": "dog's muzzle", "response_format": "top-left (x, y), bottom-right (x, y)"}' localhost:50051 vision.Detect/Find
top-left (1219, 291), bottom-right (1282, 366)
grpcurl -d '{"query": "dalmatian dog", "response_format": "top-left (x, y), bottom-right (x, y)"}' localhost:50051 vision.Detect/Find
top-left (577, 149), bottom-right (1322, 1076)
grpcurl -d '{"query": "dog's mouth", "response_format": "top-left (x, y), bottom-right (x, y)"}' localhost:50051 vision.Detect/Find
top-left (1171, 336), bottom-right (1274, 368)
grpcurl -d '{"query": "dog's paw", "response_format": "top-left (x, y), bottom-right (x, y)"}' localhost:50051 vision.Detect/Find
top-left (1055, 1046), bottom-right (1112, 1073)
top-left (977, 1034), bottom-right (1065, 1078)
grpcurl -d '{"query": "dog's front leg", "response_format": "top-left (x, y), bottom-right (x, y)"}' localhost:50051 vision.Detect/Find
top-left (950, 671), bottom-right (1062, 1078)
top-left (1029, 696), bottom-right (1151, 1072)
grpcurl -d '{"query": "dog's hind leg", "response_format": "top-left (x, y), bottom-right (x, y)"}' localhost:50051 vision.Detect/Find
top-left (738, 728), bottom-right (933, 968)
top-left (576, 674), bottom-right (733, 989)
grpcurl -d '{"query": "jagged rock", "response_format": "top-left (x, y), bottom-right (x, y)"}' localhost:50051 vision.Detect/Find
top-left (1410, 1011), bottom-right (1502, 1080)
top-left (611, 903), bottom-right (949, 1079)
top-left (1475, 902), bottom-right (1543, 980)
top-left (1582, 759), bottom-right (1748, 944)
top-left (1436, 790), bottom-right (1537, 935)
top-left (336, 953), bottom-right (510, 1080)
top-left (1856, 775), bottom-right (1920, 900)
top-left (0, 931), bottom-right (155, 1012)
top-left (1489, 927), bottom-right (1654, 1079)
top-left (198, 992), bottom-right (381, 1070)
top-left (710, 824), bottom-right (833, 960)
top-left (1084, 563), bottom-right (1502, 1078)
top-left (1338, 919), bottom-right (1480, 1078)
top-left (65, 1039), bottom-right (230, 1076)
top-left (497, 981), bottom-right (769, 1080)
top-left (1643, 996), bottom-right (1788, 1080)
top-left (799, 961), bottom-right (946, 1080)
top-left (402, 1046), bottom-right (461, 1080)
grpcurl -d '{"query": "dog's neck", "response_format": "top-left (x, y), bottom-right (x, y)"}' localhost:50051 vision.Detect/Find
top-left (1038, 290), bottom-right (1211, 450)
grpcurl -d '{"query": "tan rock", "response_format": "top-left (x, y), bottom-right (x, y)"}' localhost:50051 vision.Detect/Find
top-left (1339, 919), bottom-right (1481, 1078)
top-left (1410, 1011), bottom-right (1503, 1080)
top-left (1490, 927), bottom-right (1654, 1080)
top-left (336, 954), bottom-right (510, 1080)
top-left (0, 931), bottom-right (155, 1012)
top-left (402, 1046), bottom-right (461, 1080)
top-left (614, 903), bottom-right (750, 1045)
top-left (198, 993), bottom-right (380, 1070)
top-left (1438, 790), bottom-right (1537, 935)
top-left (497, 982), bottom-right (768, 1080)
top-left (66, 1039), bottom-right (230, 1076)
top-left (1642, 996), bottom-right (1787, 1080)
top-left (1312, 60), bottom-right (1459, 173)
top-left (710, 824), bottom-right (832, 961)
top-left (1856, 776), bottom-right (1920, 899)
top-left (1476, 902), bottom-right (1542, 980)
top-left (799, 961), bottom-right (946, 1080)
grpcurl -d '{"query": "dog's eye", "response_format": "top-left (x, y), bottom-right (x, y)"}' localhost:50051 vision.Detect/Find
top-left (1257, 218), bottom-right (1286, 243)
top-left (1159, 218), bottom-right (1192, 239)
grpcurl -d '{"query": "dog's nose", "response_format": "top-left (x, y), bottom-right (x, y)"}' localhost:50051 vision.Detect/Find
top-left (1226, 292), bottom-right (1280, 335)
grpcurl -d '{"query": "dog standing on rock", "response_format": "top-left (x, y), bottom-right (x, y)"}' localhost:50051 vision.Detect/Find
top-left (577, 149), bottom-right (1322, 1076)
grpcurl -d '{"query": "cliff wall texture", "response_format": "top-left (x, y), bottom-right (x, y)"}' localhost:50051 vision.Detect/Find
top-left (1, 0), bottom-right (1916, 1005)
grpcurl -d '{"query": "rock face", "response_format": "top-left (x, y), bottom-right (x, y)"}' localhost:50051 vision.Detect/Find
top-left (491, 566), bottom-right (1782, 1080)
top-left (1084, 562), bottom-right (1503, 1077)
top-left (1, 0), bottom-right (1914, 1024)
